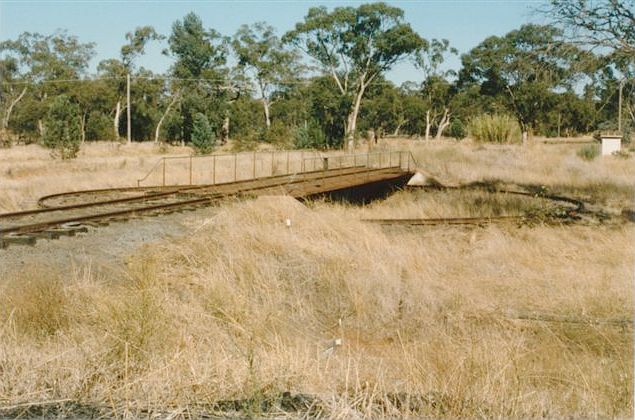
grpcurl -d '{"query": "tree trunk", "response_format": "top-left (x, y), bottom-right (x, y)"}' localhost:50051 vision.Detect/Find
top-left (263, 97), bottom-right (271, 129)
top-left (346, 85), bottom-right (366, 151)
top-left (38, 120), bottom-right (44, 138)
top-left (2, 86), bottom-right (27, 130)
top-left (154, 94), bottom-right (179, 143)
top-left (435, 108), bottom-right (450, 140)
top-left (114, 101), bottom-right (122, 141)
top-left (424, 110), bottom-right (431, 141)
top-left (221, 113), bottom-right (230, 144)
top-left (80, 112), bottom-right (87, 144)
top-left (393, 118), bottom-right (406, 137)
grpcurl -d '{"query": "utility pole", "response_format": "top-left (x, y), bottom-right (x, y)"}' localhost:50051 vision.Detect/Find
top-left (127, 73), bottom-right (131, 144)
top-left (618, 78), bottom-right (624, 133)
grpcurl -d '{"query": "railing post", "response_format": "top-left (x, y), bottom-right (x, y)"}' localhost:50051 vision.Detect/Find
top-left (234, 153), bottom-right (238, 182)
top-left (253, 151), bottom-right (256, 180)
top-left (189, 155), bottom-right (193, 185)
top-left (286, 151), bottom-right (290, 175)
top-left (270, 151), bottom-right (274, 176)
top-left (212, 154), bottom-right (216, 185)
top-left (162, 159), bottom-right (166, 187)
top-left (301, 151), bottom-right (305, 173)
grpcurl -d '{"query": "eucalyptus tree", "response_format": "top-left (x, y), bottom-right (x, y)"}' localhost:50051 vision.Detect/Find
top-left (166, 12), bottom-right (229, 143)
top-left (458, 24), bottom-right (588, 137)
top-left (232, 22), bottom-right (300, 130)
top-left (544, 0), bottom-right (634, 57)
top-left (284, 2), bottom-right (425, 149)
top-left (97, 26), bottom-right (163, 141)
top-left (543, 0), bottom-right (635, 131)
top-left (415, 38), bottom-right (458, 139)
top-left (0, 31), bottom-right (95, 141)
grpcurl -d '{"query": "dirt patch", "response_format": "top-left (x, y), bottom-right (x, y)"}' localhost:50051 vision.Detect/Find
top-left (0, 206), bottom-right (221, 283)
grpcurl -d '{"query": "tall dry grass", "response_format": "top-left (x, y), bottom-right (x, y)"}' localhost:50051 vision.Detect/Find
top-left (0, 196), bottom-right (632, 418)
top-left (0, 138), bottom-right (633, 418)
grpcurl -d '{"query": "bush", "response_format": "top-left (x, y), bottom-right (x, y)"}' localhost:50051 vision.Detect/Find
top-left (468, 114), bottom-right (521, 144)
top-left (294, 120), bottom-right (327, 149)
top-left (577, 144), bottom-right (599, 161)
top-left (448, 119), bottom-right (466, 140)
top-left (593, 120), bottom-right (632, 144)
top-left (85, 111), bottom-right (112, 141)
top-left (42, 95), bottom-right (81, 159)
top-left (261, 120), bottom-right (292, 147)
top-left (191, 113), bottom-right (215, 154)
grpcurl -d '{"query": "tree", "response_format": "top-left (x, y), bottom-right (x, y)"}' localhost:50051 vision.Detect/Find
top-left (543, 0), bottom-right (635, 133)
top-left (284, 2), bottom-right (425, 149)
top-left (415, 38), bottom-right (458, 140)
top-left (544, 0), bottom-right (634, 57)
top-left (97, 26), bottom-right (163, 142)
top-left (166, 12), bottom-right (229, 143)
top-left (42, 95), bottom-right (81, 159)
top-left (458, 24), bottom-right (588, 137)
top-left (0, 31), bottom-right (95, 141)
top-left (232, 22), bottom-right (300, 129)
top-left (191, 112), bottom-right (215, 153)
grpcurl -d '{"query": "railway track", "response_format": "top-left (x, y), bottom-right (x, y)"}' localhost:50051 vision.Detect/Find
top-left (361, 183), bottom-right (590, 227)
top-left (0, 165), bottom-right (407, 248)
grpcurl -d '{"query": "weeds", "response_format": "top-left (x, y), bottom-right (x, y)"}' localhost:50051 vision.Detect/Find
top-left (577, 144), bottom-right (600, 161)
top-left (468, 114), bottom-right (521, 144)
top-left (0, 139), bottom-right (633, 418)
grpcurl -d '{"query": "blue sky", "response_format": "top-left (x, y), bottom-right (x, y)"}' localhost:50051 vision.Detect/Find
top-left (0, 0), bottom-right (544, 84)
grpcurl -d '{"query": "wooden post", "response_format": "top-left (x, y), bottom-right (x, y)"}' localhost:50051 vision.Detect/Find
top-left (286, 151), bottom-right (289, 174)
top-left (234, 153), bottom-right (237, 182)
top-left (162, 159), bottom-right (166, 186)
top-left (212, 155), bottom-right (216, 185)
top-left (253, 151), bottom-right (256, 179)
top-left (271, 151), bottom-right (275, 176)
top-left (189, 155), bottom-right (193, 185)
top-left (126, 73), bottom-right (131, 145)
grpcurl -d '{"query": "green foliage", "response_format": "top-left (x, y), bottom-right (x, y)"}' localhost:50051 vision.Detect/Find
top-left (85, 111), bottom-right (112, 141)
top-left (294, 120), bottom-right (327, 149)
top-left (284, 2), bottom-right (426, 140)
top-left (191, 113), bottom-right (215, 154)
top-left (259, 120), bottom-right (292, 147)
top-left (468, 114), bottom-right (521, 144)
top-left (167, 12), bottom-right (229, 143)
top-left (593, 120), bottom-right (632, 144)
top-left (577, 144), bottom-right (600, 161)
top-left (458, 24), bottom-right (589, 134)
top-left (42, 95), bottom-right (81, 159)
top-left (448, 119), bottom-right (466, 140)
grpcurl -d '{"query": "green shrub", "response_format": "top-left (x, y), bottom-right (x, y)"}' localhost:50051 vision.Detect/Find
top-left (42, 95), bottom-right (81, 159)
top-left (577, 144), bottom-right (599, 161)
top-left (468, 114), bottom-right (521, 144)
top-left (448, 119), bottom-right (466, 140)
top-left (294, 120), bottom-right (327, 149)
top-left (85, 111), bottom-right (112, 141)
top-left (191, 113), bottom-right (215, 154)
top-left (261, 120), bottom-right (292, 147)
top-left (593, 120), bottom-right (632, 144)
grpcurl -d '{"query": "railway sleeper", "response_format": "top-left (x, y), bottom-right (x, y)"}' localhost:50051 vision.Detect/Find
top-left (1, 233), bottom-right (37, 247)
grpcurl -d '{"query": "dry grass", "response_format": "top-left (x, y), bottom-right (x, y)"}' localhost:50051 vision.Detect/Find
top-left (0, 139), bottom-right (633, 418)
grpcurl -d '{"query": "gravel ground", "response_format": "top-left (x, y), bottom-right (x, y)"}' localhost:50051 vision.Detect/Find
top-left (0, 206), bottom-right (220, 283)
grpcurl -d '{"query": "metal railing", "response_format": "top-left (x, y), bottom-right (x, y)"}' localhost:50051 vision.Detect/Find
top-left (137, 149), bottom-right (417, 188)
